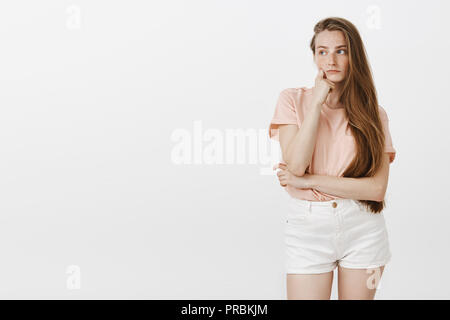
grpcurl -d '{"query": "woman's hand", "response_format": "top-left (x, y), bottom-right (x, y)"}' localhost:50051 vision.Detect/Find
top-left (273, 162), bottom-right (312, 189)
top-left (312, 68), bottom-right (336, 106)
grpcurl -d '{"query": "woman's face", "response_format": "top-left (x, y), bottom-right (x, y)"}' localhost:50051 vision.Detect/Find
top-left (313, 30), bottom-right (349, 83)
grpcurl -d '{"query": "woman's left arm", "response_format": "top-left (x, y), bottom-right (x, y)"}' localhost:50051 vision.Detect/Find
top-left (276, 153), bottom-right (391, 201)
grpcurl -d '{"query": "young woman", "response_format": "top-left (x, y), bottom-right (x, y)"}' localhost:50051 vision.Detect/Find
top-left (268, 17), bottom-right (396, 300)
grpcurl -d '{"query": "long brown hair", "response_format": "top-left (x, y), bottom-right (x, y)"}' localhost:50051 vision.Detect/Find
top-left (309, 17), bottom-right (386, 214)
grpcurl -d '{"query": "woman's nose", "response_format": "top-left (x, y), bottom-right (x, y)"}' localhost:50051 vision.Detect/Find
top-left (328, 53), bottom-right (336, 65)
top-left (327, 54), bottom-right (337, 65)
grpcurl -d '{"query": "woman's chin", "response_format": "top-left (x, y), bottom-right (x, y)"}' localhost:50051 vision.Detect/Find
top-left (328, 77), bottom-right (345, 84)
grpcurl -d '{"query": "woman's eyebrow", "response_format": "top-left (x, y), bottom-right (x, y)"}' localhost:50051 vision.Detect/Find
top-left (317, 45), bottom-right (347, 49)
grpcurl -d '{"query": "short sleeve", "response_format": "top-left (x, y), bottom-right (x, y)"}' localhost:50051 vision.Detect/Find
top-left (379, 106), bottom-right (396, 163)
top-left (268, 89), bottom-right (299, 141)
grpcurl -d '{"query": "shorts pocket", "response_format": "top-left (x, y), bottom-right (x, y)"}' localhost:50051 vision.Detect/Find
top-left (286, 198), bottom-right (310, 225)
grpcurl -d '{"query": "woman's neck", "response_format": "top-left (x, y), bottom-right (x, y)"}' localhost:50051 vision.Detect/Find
top-left (325, 83), bottom-right (344, 109)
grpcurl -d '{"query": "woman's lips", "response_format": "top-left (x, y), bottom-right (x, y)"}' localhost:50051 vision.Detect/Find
top-left (327, 70), bottom-right (340, 73)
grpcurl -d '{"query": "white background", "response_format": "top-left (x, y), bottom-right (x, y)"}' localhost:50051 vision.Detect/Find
top-left (0, 0), bottom-right (449, 299)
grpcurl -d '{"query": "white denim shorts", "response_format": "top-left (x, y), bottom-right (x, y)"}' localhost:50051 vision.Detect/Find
top-left (285, 196), bottom-right (392, 274)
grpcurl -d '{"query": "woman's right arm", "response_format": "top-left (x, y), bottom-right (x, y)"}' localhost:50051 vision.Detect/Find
top-left (278, 69), bottom-right (334, 176)
top-left (278, 101), bottom-right (322, 176)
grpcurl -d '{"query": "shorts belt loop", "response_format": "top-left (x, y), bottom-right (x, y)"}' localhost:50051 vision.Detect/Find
top-left (308, 201), bottom-right (312, 213)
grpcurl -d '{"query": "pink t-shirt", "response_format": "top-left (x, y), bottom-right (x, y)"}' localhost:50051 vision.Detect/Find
top-left (268, 86), bottom-right (396, 201)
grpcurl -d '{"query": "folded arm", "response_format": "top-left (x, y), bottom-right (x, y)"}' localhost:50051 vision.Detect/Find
top-left (278, 102), bottom-right (322, 176)
top-left (304, 153), bottom-right (391, 201)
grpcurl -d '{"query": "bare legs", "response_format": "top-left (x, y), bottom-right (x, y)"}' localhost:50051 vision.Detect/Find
top-left (337, 265), bottom-right (385, 300)
top-left (286, 265), bottom-right (385, 300)
top-left (286, 271), bottom-right (334, 300)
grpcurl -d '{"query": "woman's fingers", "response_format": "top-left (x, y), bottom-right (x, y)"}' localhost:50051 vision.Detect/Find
top-left (278, 175), bottom-right (287, 187)
top-left (325, 79), bottom-right (335, 88)
top-left (277, 169), bottom-right (285, 177)
top-left (273, 162), bottom-right (288, 170)
top-left (278, 173), bottom-right (288, 187)
top-left (315, 69), bottom-right (325, 83)
top-left (315, 69), bottom-right (321, 81)
top-left (274, 162), bottom-right (288, 187)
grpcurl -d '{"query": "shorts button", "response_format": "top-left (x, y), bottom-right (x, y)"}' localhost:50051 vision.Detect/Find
top-left (332, 202), bottom-right (337, 208)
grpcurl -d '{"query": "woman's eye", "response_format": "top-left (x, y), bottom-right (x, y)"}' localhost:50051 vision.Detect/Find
top-left (318, 49), bottom-right (346, 55)
top-left (319, 49), bottom-right (347, 55)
